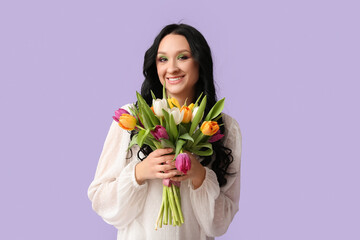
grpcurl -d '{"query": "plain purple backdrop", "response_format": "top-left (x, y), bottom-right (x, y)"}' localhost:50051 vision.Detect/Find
top-left (1, 0), bottom-right (359, 239)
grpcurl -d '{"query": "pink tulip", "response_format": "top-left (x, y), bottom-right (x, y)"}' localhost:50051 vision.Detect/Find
top-left (171, 180), bottom-right (181, 187)
top-left (163, 178), bottom-right (171, 187)
top-left (162, 178), bottom-right (181, 187)
top-left (175, 153), bottom-right (191, 175)
top-left (151, 125), bottom-right (169, 141)
top-left (209, 130), bottom-right (224, 143)
top-left (112, 108), bottom-right (130, 122)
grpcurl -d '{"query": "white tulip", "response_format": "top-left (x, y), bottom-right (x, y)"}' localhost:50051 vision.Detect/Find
top-left (167, 107), bottom-right (184, 125)
top-left (191, 106), bottom-right (202, 121)
top-left (152, 99), bottom-right (169, 117)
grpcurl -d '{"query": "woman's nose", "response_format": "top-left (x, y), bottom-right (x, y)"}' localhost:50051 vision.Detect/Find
top-left (167, 59), bottom-right (179, 73)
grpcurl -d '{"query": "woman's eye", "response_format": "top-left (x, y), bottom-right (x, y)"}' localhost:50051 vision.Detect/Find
top-left (158, 57), bottom-right (168, 62)
top-left (178, 55), bottom-right (189, 60)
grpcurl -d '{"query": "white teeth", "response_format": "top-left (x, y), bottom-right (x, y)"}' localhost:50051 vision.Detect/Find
top-left (168, 77), bottom-right (183, 81)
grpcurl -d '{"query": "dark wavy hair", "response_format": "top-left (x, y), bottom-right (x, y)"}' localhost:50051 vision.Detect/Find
top-left (131, 23), bottom-right (234, 187)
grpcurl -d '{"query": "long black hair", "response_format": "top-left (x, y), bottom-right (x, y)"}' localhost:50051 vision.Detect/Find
top-left (132, 23), bottom-right (234, 187)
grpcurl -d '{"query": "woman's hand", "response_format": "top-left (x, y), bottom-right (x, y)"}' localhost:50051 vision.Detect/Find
top-left (135, 148), bottom-right (177, 185)
top-left (170, 150), bottom-right (206, 189)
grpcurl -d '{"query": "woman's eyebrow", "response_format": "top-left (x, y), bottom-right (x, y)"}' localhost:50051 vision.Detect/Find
top-left (157, 50), bottom-right (191, 55)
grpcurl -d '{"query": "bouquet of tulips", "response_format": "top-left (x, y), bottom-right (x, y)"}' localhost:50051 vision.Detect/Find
top-left (113, 85), bottom-right (225, 230)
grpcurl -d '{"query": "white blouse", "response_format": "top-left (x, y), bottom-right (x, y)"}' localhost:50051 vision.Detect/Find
top-left (88, 104), bottom-right (242, 240)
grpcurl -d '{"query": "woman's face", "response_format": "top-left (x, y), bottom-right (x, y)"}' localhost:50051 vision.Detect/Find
top-left (156, 34), bottom-right (199, 103)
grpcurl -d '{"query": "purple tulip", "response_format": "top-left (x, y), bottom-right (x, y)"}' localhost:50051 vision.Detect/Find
top-left (151, 125), bottom-right (169, 141)
top-left (175, 153), bottom-right (191, 175)
top-left (112, 108), bottom-right (130, 122)
top-left (209, 130), bottom-right (224, 143)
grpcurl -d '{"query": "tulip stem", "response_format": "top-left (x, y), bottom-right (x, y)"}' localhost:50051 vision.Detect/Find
top-left (167, 185), bottom-right (180, 224)
top-left (155, 200), bottom-right (164, 230)
top-left (169, 205), bottom-right (172, 225)
top-left (164, 186), bottom-right (168, 225)
top-left (172, 185), bottom-right (184, 224)
top-left (136, 125), bottom-right (145, 131)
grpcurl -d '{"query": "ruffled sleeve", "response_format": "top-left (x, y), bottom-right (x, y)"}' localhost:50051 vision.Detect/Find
top-left (188, 114), bottom-right (242, 237)
top-left (87, 105), bottom-right (149, 229)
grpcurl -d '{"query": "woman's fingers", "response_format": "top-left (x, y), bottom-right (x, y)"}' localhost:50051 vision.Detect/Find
top-left (150, 148), bottom-right (173, 158)
top-left (156, 171), bottom-right (178, 179)
top-left (157, 163), bottom-right (175, 172)
top-left (170, 174), bottom-right (189, 182)
top-left (157, 154), bottom-right (175, 164)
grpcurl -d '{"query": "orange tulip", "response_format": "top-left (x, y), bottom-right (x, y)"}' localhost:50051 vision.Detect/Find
top-left (180, 106), bottom-right (192, 123)
top-left (200, 121), bottom-right (219, 136)
top-left (118, 114), bottom-right (137, 131)
top-left (151, 106), bottom-right (155, 115)
top-left (167, 97), bottom-right (180, 109)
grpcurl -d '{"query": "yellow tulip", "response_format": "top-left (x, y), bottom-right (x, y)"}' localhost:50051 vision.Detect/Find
top-left (180, 106), bottom-right (192, 123)
top-left (167, 97), bottom-right (181, 109)
top-left (118, 114), bottom-right (137, 131)
top-left (188, 103), bottom-right (195, 110)
top-left (200, 121), bottom-right (220, 136)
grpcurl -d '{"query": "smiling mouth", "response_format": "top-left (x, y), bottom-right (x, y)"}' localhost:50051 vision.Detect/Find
top-left (167, 76), bottom-right (185, 82)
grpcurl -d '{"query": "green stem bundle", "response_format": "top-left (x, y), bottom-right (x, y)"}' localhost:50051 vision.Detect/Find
top-left (155, 184), bottom-right (184, 230)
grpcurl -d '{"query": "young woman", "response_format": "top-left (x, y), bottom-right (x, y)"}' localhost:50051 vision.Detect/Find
top-left (88, 23), bottom-right (242, 240)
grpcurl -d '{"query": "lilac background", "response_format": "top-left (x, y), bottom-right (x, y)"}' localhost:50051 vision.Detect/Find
top-left (1, 0), bottom-right (359, 239)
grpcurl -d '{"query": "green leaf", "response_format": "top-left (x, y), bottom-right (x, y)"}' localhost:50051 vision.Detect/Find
top-left (169, 114), bottom-right (178, 142)
top-left (137, 129), bottom-right (150, 147)
top-left (163, 81), bottom-right (167, 99)
top-left (189, 95), bottom-right (207, 135)
top-left (179, 133), bottom-right (194, 142)
top-left (150, 90), bottom-right (156, 100)
top-left (148, 145), bottom-right (156, 151)
top-left (213, 113), bottom-right (224, 122)
top-left (127, 134), bottom-right (138, 151)
top-left (144, 138), bottom-right (156, 149)
top-left (204, 98), bottom-right (225, 121)
top-left (162, 109), bottom-right (172, 141)
top-left (194, 92), bottom-right (203, 107)
top-left (190, 148), bottom-right (213, 156)
top-left (139, 110), bottom-right (150, 129)
top-left (175, 139), bottom-right (186, 159)
top-left (153, 140), bottom-right (162, 149)
top-left (136, 91), bottom-right (159, 127)
top-left (179, 124), bottom-right (187, 135)
top-left (160, 139), bottom-right (175, 149)
top-left (189, 143), bottom-right (213, 156)
top-left (192, 131), bottom-right (205, 146)
top-left (128, 104), bottom-right (137, 117)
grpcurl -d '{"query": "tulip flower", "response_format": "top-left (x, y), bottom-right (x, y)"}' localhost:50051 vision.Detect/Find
top-left (167, 97), bottom-right (181, 109)
top-left (188, 103), bottom-right (195, 110)
top-left (200, 121), bottom-right (220, 136)
top-left (151, 125), bottom-right (169, 141)
top-left (162, 178), bottom-right (181, 187)
top-left (175, 153), bottom-right (191, 174)
top-left (191, 106), bottom-right (203, 121)
top-left (180, 106), bottom-right (192, 123)
top-left (163, 178), bottom-right (171, 187)
top-left (209, 130), bottom-right (224, 143)
top-left (152, 99), bottom-right (169, 117)
top-left (167, 107), bottom-right (184, 125)
top-left (118, 114), bottom-right (137, 131)
top-left (112, 108), bottom-right (130, 122)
